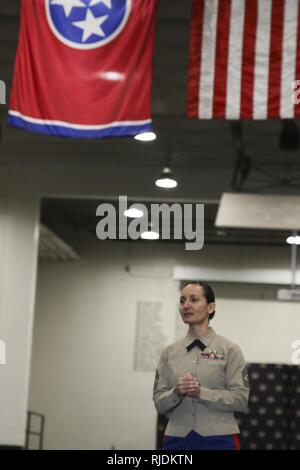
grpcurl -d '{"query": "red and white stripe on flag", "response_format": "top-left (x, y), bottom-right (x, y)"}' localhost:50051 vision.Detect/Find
top-left (187, 0), bottom-right (300, 119)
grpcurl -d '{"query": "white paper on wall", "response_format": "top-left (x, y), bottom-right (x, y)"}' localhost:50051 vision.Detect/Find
top-left (134, 301), bottom-right (167, 372)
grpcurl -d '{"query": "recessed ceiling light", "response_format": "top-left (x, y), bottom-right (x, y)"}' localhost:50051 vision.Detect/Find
top-left (140, 230), bottom-right (159, 240)
top-left (287, 235), bottom-right (300, 245)
top-left (124, 207), bottom-right (144, 218)
top-left (155, 167), bottom-right (177, 189)
top-left (134, 132), bottom-right (157, 142)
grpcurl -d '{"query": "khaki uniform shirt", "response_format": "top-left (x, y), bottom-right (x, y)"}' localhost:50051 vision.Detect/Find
top-left (153, 327), bottom-right (250, 437)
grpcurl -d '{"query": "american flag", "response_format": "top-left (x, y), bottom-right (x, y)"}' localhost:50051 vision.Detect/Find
top-left (187, 0), bottom-right (300, 119)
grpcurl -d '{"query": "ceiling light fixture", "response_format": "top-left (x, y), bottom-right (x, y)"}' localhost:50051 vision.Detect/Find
top-left (134, 132), bottom-right (157, 142)
top-left (141, 223), bottom-right (159, 240)
top-left (155, 167), bottom-right (177, 189)
top-left (124, 207), bottom-right (144, 218)
top-left (286, 235), bottom-right (300, 245)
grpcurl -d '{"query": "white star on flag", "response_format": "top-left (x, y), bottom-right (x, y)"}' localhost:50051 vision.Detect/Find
top-left (73, 9), bottom-right (108, 41)
top-left (89, 0), bottom-right (112, 8)
top-left (51, 0), bottom-right (86, 17)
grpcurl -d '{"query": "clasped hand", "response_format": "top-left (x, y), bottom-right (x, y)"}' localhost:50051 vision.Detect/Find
top-left (175, 373), bottom-right (200, 397)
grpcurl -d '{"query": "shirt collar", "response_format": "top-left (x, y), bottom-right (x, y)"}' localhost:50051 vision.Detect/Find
top-left (185, 327), bottom-right (216, 350)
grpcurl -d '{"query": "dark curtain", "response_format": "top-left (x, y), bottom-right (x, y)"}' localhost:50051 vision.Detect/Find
top-left (156, 364), bottom-right (300, 450)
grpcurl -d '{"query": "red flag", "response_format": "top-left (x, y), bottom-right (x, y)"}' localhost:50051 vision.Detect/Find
top-left (8, 0), bottom-right (158, 138)
top-left (187, 0), bottom-right (300, 119)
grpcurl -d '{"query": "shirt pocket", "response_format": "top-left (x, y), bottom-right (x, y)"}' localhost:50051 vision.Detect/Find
top-left (198, 360), bottom-right (226, 387)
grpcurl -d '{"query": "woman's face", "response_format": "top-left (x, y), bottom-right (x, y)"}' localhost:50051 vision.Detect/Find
top-left (179, 284), bottom-right (215, 325)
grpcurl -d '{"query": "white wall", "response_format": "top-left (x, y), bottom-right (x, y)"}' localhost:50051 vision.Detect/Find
top-left (174, 243), bottom-right (300, 284)
top-left (29, 235), bottom-right (300, 449)
top-left (29, 239), bottom-right (179, 450)
top-left (0, 185), bottom-right (39, 446)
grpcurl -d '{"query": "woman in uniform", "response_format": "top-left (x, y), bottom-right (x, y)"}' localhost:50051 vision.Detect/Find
top-left (153, 281), bottom-right (250, 450)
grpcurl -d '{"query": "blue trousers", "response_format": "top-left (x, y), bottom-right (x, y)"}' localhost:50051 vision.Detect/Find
top-left (163, 430), bottom-right (240, 450)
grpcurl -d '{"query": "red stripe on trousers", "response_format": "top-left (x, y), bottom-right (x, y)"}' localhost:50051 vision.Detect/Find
top-left (240, 0), bottom-right (258, 118)
top-left (267, 0), bottom-right (285, 117)
top-left (233, 434), bottom-right (240, 450)
top-left (213, 0), bottom-right (232, 117)
top-left (294, 1), bottom-right (300, 116)
top-left (187, 0), bottom-right (205, 117)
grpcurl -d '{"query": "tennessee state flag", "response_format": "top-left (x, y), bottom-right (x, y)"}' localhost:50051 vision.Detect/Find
top-left (8, 0), bottom-right (158, 138)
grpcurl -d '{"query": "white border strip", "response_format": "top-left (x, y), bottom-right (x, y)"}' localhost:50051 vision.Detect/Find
top-left (198, 0), bottom-right (219, 118)
top-left (8, 111), bottom-right (151, 130)
top-left (226, 0), bottom-right (246, 119)
top-left (253, 0), bottom-right (272, 119)
top-left (280, 0), bottom-right (299, 118)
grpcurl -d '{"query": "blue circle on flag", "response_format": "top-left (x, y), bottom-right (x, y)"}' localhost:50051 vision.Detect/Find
top-left (46, 0), bottom-right (131, 49)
